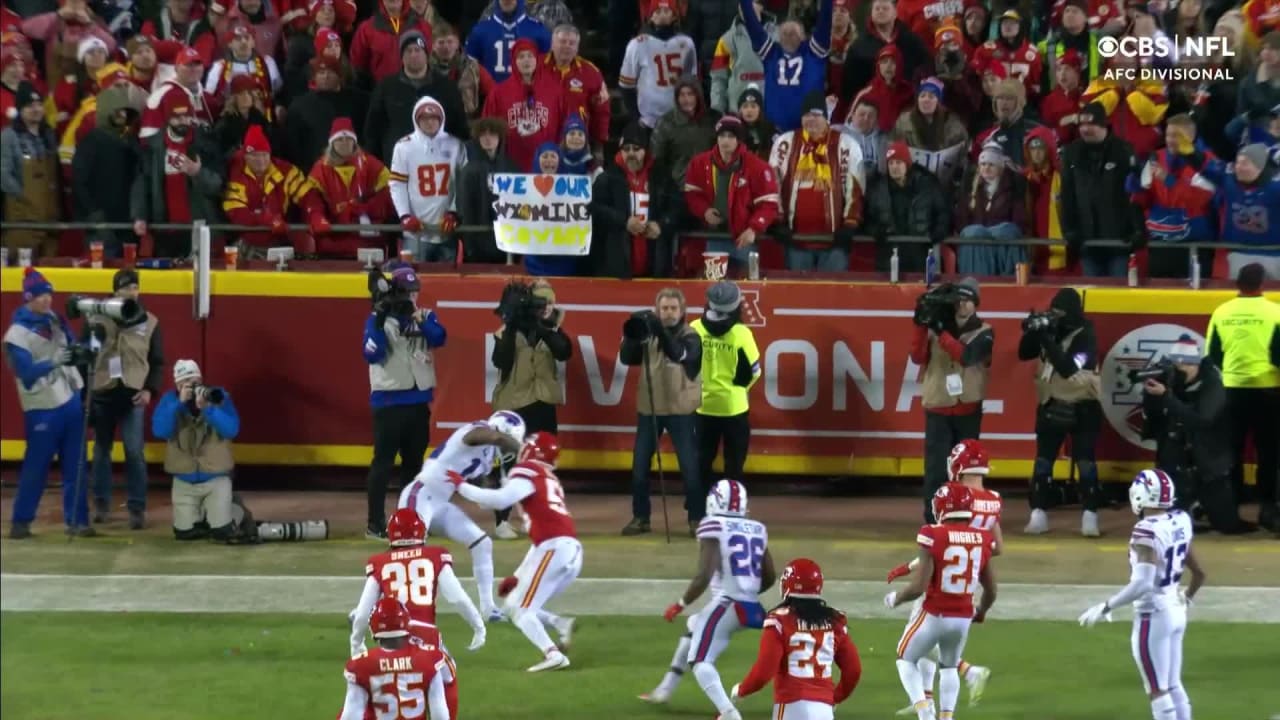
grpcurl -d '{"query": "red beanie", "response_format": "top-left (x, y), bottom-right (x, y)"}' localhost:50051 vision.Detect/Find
top-left (314, 27), bottom-right (341, 57)
top-left (244, 124), bottom-right (271, 154)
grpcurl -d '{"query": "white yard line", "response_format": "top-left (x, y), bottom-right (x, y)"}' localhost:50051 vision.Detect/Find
top-left (3, 574), bottom-right (1277, 624)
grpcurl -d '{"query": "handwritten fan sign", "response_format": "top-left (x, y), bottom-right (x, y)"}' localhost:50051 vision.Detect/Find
top-left (491, 173), bottom-right (593, 256)
top-left (910, 142), bottom-right (967, 187)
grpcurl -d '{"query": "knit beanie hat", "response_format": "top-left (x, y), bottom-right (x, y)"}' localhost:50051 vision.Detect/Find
top-left (173, 359), bottom-right (202, 383)
top-left (15, 81), bottom-right (40, 110)
top-left (315, 27), bottom-right (342, 57)
top-left (715, 114), bottom-right (746, 142)
top-left (918, 76), bottom-right (945, 100)
top-left (1165, 335), bottom-right (1201, 365)
top-left (977, 142), bottom-right (1004, 166)
top-left (705, 281), bottom-right (742, 320)
top-left (113, 267), bottom-right (140, 291)
top-left (244, 125), bottom-right (271, 154)
top-left (801, 89), bottom-right (827, 117)
top-left (1238, 143), bottom-right (1270, 171)
top-left (618, 120), bottom-right (648, 149)
top-left (22, 267), bottom-right (53, 301)
top-left (390, 266), bottom-right (419, 291)
top-left (738, 84), bottom-right (763, 109)
top-left (399, 30), bottom-right (427, 56)
top-left (956, 276), bottom-right (980, 304)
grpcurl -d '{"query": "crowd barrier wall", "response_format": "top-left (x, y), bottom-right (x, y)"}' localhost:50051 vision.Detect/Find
top-left (1, 268), bottom-right (1273, 484)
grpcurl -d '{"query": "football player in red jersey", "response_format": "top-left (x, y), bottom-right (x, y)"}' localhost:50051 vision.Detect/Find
top-left (728, 558), bottom-right (863, 720)
top-left (886, 441), bottom-right (998, 712)
top-left (451, 432), bottom-right (582, 672)
top-left (338, 598), bottom-right (453, 720)
top-left (885, 483), bottom-right (997, 720)
top-left (349, 509), bottom-right (487, 657)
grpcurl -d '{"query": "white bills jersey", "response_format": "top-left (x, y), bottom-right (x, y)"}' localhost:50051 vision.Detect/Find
top-left (399, 421), bottom-right (496, 511)
top-left (696, 515), bottom-right (769, 603)
top-left (618, 32), bottom-right (698, 128)
top-left (1129, 509), bottom-right (1194, 613)
top-left (389, 96), bottom-right (467, 242)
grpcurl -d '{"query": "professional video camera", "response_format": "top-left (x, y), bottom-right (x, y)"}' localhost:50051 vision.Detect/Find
top-left (913, 283), bottom-right (965, 328)
top-left (495, 280), bottom-right (548, 329)
top-left (1022, 310), bottom-right (1058, 333)
top-left (192, 384), bottom-right (225, 404)
top-left (367, 268), bottom-right (415, 318)
top-left (1129, 358), bottom-right (1178, 387)
top-left (65, 295), bottom-right (144, 324)
top-left (623, 309), bottom-right (661, 342)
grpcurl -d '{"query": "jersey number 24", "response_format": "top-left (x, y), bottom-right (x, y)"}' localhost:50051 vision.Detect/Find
top-left (788, 631), bottom-right (835, 679)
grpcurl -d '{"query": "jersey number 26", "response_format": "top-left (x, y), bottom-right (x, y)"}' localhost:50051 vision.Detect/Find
top-left (370, 672), bottom-right (426, 720)
top-left (382, 559), bottom-right (436, 606)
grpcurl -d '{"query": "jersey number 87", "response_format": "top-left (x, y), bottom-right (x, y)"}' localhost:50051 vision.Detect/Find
top-left (370, 672), bottom-right (426, 720)
top-left (382, 559), bottom-right (436, 606)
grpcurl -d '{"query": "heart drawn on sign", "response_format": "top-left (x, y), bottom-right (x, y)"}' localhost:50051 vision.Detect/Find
top-left (533, 175), bottom-right (556, 197)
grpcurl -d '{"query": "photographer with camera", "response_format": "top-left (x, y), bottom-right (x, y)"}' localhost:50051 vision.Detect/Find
top-left (909, 277), bottom-right (992, 523)
top-left (1018, 288), bottom-right (1103, 537)
top-left (491, 279), bottom-right (573, 538)
top-left (363, 264), bottom-right (447, 539)
top-left (619, 288), bottom-right (703, 536)
top-left (85, 268), bottom-right (164, 529)
top-left (152, 360), bottom-right (243, 542)
top-left (3, 268), bottom-right (95, 539)
top-left (1140, 336), bottom-right (1255, 535)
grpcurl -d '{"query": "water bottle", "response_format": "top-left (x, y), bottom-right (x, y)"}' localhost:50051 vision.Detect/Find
top-left (748, 250), bottom-right (760, 280)
top-left (924, 247), bottom-right (938, 286)
top-left (889, 247), bottom-right (900, 283)
top-left (1127, 253), bottom-right (1139, 288)
top-left (1190, 252), bottom-right (1201, 290)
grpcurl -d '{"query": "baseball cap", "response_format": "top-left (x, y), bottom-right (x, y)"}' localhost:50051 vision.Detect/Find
top-left (176, 46), bottom-right (203, 65)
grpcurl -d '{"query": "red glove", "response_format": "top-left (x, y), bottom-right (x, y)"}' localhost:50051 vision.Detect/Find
top-left (887, 563), bottom-right (911, 584)
top-left (663, 600), bottom-right (685, 622)
top-left (309, 213), bottom-right (332, 235)
top-left (444, 470), bottom-right (465, 489)
top-left (497, 575), bottom-right (518, 598)
top-left (401, 215), bottom-right (422, 233)
top-left (973, 609), bottom-right (987, 624)
top-left (268, 215), bottom-right (289, 237)
top-left (440, 212), bottom-right (458, 234)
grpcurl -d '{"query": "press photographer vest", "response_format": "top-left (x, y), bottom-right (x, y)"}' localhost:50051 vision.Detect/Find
top-left (368, 317), bottom-right (438, 393)
top-left (637, 326), bottom-right (702, 416)
top-left (91, 313), bottom-right (158, 392)
top-left (1035, 327), bottom-right (1101, 405)
top-left (492, 327), bottom-right (564, 409)
top-left (2, 317), bottom-right (83, 411)
top-left (164, 410), bottom-right (235, 477)
top-left (921, 324), bottom-right (990, 410)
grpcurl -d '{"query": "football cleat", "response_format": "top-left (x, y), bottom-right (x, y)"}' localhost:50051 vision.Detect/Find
top-left (486, 609), bottom-right (508, 623)
top-left (527, 650), bottom-right (570, 672)
top-left (556, 617), bottom-right (575, 651)
top-left (638, 688), bottom-right (671, 704)
top-left (494, 521), bottom-right (519, 540)
top-left (967, 665), bottom-right (991, 706)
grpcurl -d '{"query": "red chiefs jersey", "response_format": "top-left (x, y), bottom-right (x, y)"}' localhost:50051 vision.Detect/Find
top-left (968, 487), bottom-right (1002, 532)
top-left (507, 461), bottom-right (577, 544)
top-left (918, 522), bottom-right (993, 618)
top-left (970, 39), bottom-right (1042, 97)
top-left (365, 545), bottom-right (453, 626)
top-left (737, 607), bottom-right (862, 706)
top-left (344, 643), bottom-right (445, 720)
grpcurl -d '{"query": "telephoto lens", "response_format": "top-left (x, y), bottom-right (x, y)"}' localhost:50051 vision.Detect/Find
top-left (257, 520), bottom-right (329, 542)
top-left (195, 385), bottom-right (225, 404)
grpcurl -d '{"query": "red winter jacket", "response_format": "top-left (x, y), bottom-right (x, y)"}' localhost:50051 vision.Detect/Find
top-left (683, 144), bottom-right (780, 239)
top-left (349, 2), bottom-right (431, 85)
top-left (223, 151), bottom-right (326, 250)
top-left (543, 53), bottom-right (609, 148)
top-left (308, 149), bottom-right (394, 257)
top-left (482, 67), bottom-right (568, 172)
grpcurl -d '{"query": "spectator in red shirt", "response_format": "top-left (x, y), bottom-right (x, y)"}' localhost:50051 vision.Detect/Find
top-left (140, 0), bottom-right (218, 66)
top-left (1040, 48), bottom-right (1084, 144)
top-left (482, 37), bottom-right (567, 172)
top-left (683, 114), bottom-right (780, 271)
top-left (52, 36), bottom-right (109, 135)
top-left (140, 45), bottom-right (218, 139)
top-left (543, 24), bottom-right (608, 161)
top-left (205, 23), bottom-right (283, 117)
top-left (970, 9), bottom-right (1042, 102)
top-left (308, 117), bottom-right (393, 257)
top-left (21, 0), bottom-right (116, 88)
top-left (281, 4), bottom-right (352, 100)
top-left (222, 124), bottom-right (330, 256)
top-left (854, 44), bottom-right (914, 133)
top-left (350, 0), bottom-right (432, 89)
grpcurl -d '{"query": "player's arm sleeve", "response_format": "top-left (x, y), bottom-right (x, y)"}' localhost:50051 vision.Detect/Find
top-left (736, 619), bottom-right (785, 697)
top-left (738, 0), bottom-right (769, 53)
top-left (832, 631), bottom-right (863, 703)
top-left (456, 477), bottom-right (534, 510)
top-left (1106, 539), bottom-right (1158, 611)
top-left (338, 677), bottom-right (369, 720)
top-left (438, 564), bottom-right (484, 632)
top-left (349, 576), bottom-right (381, 656)
top-left (618, 39), bottom-right (638, 89)
top-left (428, 670), bottom-right (450, 720)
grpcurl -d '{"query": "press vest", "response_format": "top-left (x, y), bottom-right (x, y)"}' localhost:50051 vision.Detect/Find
top-left (637, 326), bottom-right (702, 416)
top-left (1207, 295), bottom-right (1280, 389)
top-left (1035, 327), bottom-right (1101, 404)
top-left (91, 313), bottom-right (158, 392)
top-left (3, 318), bottom-right (83, 411)
top-left (691, 320), bottom-right (760, 417)
top-left (921, 324), bottom-right (991, 409)
top-left (492, 327), bottom-right (564, 409)
top-left (368, 317), bottom-right (438, 393)
top-left (163, 410), bottom-right (235, 477)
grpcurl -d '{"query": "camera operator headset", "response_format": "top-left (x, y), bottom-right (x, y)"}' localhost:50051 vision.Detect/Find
top-left (2, 268), bottom-right (94, 538)
top-left (363, 263), bottom-right (447, 539)
top-left (1140, 336), bottom-right (1255, 534)
top-left (1017, 288), bottom-right (1104, 537)
top-left (909, 277), bottom-right (993, 523)
top-left (83, 267), bottom-right (163, 529)
top-left (152, 359), bottom-right (242, 542)
top-left (491, 279), bottom-right (573, 538)
top-left (619, 288), bottom-right (703, 540)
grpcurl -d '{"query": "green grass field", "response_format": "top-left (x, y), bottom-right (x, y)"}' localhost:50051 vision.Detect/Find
top-left (2, 613), bottom-right (1275, 719)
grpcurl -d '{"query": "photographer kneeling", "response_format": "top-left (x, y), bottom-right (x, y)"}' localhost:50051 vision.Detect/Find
top-left (619, 289), bottom-right (702, 536)
top-left (152, 359), bottom-right (242, 542)
top-left (909, 278), bottom-right (993, 523)
top-left (1018, 289), bottom-right (1103, 537)
top-left (1141, 336), bottom-right (1254, 534)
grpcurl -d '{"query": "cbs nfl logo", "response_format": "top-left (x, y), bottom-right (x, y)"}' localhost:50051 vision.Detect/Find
top-left (1097, 34), bottom-right (1235, 82)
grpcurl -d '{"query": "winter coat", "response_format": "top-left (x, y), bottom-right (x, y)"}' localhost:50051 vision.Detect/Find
top-left (282, 88), bottom-right (368, 170)
top-left (308, 148), bottom-right (393, 257)
top-left (349, 2), bottom-right (432, 88)
top-left (683, 144), bottom-right (781, 238)
top-left (838, 18), bottom-right (929, 110)
top-left (972, 114), bottom-right (1041, 168)
top-left (590, 150), bottom-right (669, 278)
top-left (1059, 132), bottom-right (1143, 251)
top-left (856, 45), bottom-right (915, 133)
top-left (1080, 79), bottom-right (1168, 162)
top-left (129, 126), bottom-right (225, 225)
top-left (365, 70), bottom-right (469, 164)
top-left (651, 77), bottom-right (720, 189)
top-left (543, 54), bottom-right (609, 149)
top-left (1235, 64), bottom-right (1280, 126)
top-left (1022, 125), bottom-right (1066, 270)
top-left (863, 166), bottom-right (950, 242)
top-left (212, 106), bottom-right (275, 155)
top-left (481, 66), bottom-right (567, 172)
top-left (71, 124), bottom-right (140, 226)
top-left (709, 18), bottom-right (769, 115)
top-left (955, 166), bottom-right (1026, 230)
top-left (1198, 160), bottom-right (1280, 256)
top-left (455, 139), bottom-right (518, 262)
top-left (221, 150), bottom-right (325, 249)
top-left (1130, 146), bottom-right (1218, 243)
top-left (1039, 86), bottom-right (1083, 145)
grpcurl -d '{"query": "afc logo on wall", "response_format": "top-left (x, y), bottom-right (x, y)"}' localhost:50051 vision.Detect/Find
top-left (1101, 323), bottom-right (1205, 449)
top-left (733, 289), bottom-right (767, 327)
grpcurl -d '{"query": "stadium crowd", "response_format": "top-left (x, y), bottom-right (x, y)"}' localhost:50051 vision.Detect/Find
top-left (2, 0), bottom-right (1280, 278)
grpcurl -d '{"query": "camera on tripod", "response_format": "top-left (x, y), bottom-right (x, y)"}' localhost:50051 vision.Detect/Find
top-left (65, 295), bottom-right (144, 324)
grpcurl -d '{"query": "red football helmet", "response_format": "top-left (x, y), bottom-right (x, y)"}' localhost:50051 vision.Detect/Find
top-left (386, 508), bottom-right (426, 547)
top-left (780, 558), bottom-right (824, 599)
top-left (370, 597), bottom-right (411, 638)
top-left (932, 482), bottom-right (975, 523)
top-left (518, 431), bottom-right (560, 466)
top-left (947, 439), bottom-right (990, 484)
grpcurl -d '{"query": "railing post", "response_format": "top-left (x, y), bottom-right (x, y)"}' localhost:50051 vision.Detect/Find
top-left (193, 221), bottom-right (211, 319)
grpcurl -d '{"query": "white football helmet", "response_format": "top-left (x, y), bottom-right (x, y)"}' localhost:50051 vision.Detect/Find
top-left (706, 479), bottom-right (748, 518)
top-left (1129, 469), bottom-right (1175, 516)
top-left (487, 411), bottom-right (527, 444)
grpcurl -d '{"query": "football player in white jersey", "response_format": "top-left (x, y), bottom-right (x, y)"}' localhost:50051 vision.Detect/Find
top-left (641, 479), bottom-right (777, 720)
top-left (398, 410), bottom-right (526, 621)
top-left (1079, 469), bottom-right (1206, 720)
top-left (389, 95), bottom-right (468, 262)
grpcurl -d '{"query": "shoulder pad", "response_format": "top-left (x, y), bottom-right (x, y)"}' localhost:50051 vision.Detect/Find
top-left (773, 606), bottom-right (791, 616)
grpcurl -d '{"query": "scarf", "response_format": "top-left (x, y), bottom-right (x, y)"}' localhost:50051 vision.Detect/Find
top-left (222, 54), bottom-right (272, 120)
top-left (794, 129), bottom-right (832, 190)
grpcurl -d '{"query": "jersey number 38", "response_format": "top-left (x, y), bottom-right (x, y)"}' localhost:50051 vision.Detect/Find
top-left (381, 559), bottom-right (436, 606)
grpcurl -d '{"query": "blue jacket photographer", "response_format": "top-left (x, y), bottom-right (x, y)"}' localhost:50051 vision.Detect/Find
top-left (362, 264), bottom-right (447, 539)
top-left (1140, 337), bottom-right (1253, 534)
top-left (2, 268), bottom-right (94, 539)
top-left (1017, 288), bottom-right (1104, 537)
top-left (152, 359), bottom-right (242, 541)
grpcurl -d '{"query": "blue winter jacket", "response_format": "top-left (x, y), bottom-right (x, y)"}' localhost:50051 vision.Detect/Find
top-left (3, 306), bottom-right (73, 393)
top-left (1199, 160), bottom-right (1280, 256)
top-left (152, 388), bottom-right (240, 483)
top-left (362, 310), bottom-right (447, 407)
